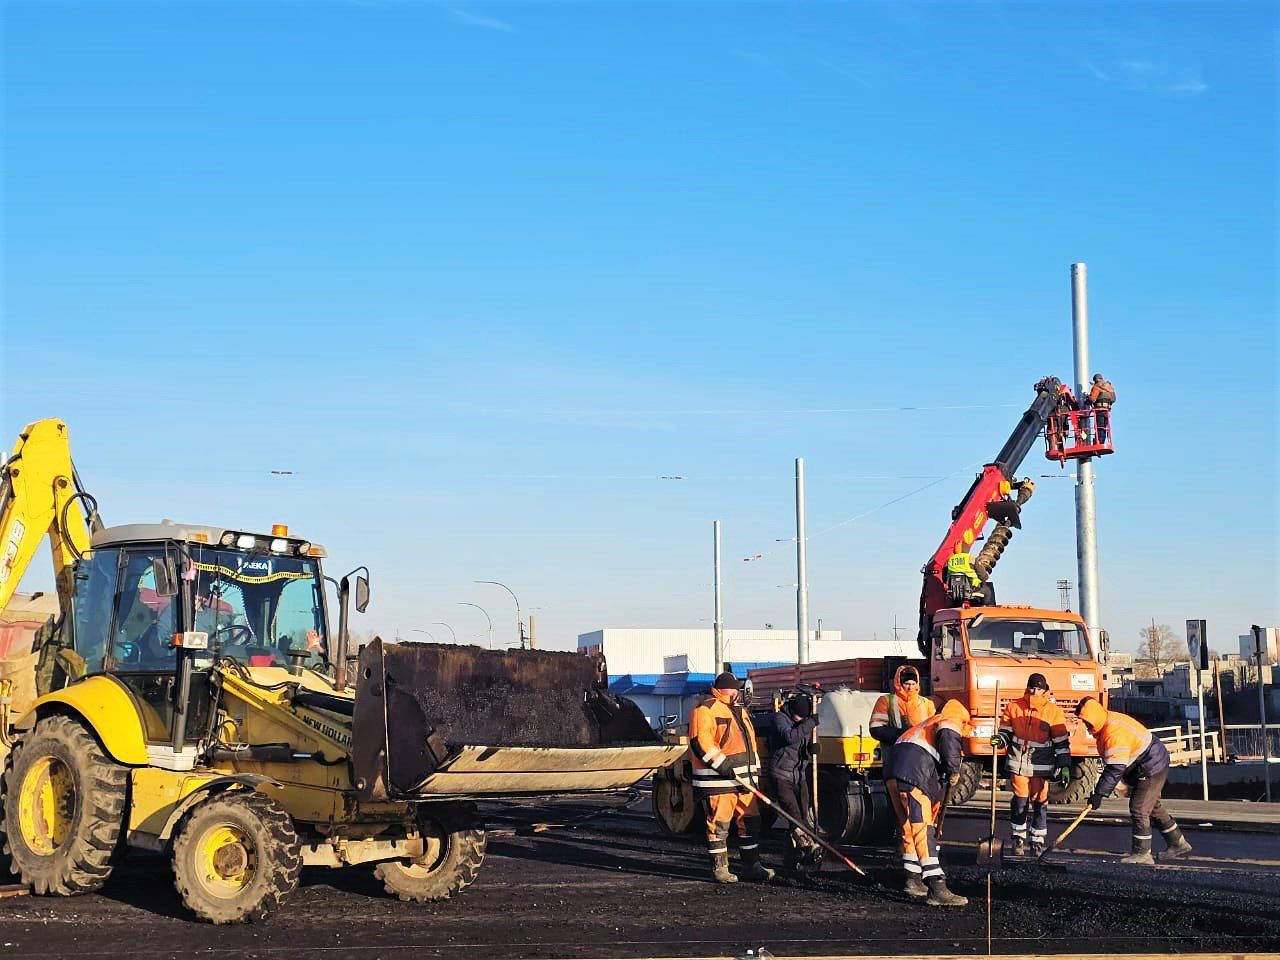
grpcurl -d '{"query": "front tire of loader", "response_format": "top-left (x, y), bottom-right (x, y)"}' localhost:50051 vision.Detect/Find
top-left (376, 804), bottom-right (486, 903)
top-left (171, 791), bottom-right (301, 924)
top-left (1048, 758), bottom-right (1102, 805)
top-left (1, 714), bottom-right (127, 895)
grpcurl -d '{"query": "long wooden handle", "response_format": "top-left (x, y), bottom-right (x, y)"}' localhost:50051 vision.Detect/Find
top-left (729, 771), bottom-right (868, 877)
top-left (1038, 805), bottom-right (1092, 859)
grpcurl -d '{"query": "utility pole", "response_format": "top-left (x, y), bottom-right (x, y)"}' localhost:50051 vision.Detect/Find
top-left (713, 520), bottom-right (724, 673)
top-left (1253, 625), bottom-right (1272, 802)
top-left (528, 613), bottom-right (536, 650)
top-left (795, 457), bottom-right (810, 664)
top-left (1071, 263), bottom-right (1101, 639)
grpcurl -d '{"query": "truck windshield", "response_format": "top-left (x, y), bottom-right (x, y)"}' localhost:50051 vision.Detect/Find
top-left (189, 547), bottom-right (328, 671)
top-left (965, 618), bottom-right (1091, 660)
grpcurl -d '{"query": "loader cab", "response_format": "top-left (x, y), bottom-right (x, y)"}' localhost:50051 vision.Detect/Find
top-left (64, 522), bottom-right (332, 761)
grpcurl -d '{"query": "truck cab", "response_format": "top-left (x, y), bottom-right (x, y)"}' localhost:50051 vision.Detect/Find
top-left (927, 605), bottom-right (1105, 802)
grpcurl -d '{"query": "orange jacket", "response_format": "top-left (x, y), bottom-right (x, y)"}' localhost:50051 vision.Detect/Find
top-left (1079, 700), bottom-right (1169, 798)
top-left (999, 691), bottom-right (1070, 776)
top-left (689, 687), bottom-right (760, 796)
top-left (1087, 380), bottom-right (1116, 405)
top-left (885, 700), bottom-right (971, 800)
top-left (870, 665), bottom-right (936, 744)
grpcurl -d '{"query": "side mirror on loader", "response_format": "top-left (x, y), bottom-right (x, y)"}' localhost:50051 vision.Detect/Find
top-left (153, 554), bottom-right (179, 598)
top-left (334, 566), bottom-right (371, 692)
top-left (354, 574), bottom-right (370, 613)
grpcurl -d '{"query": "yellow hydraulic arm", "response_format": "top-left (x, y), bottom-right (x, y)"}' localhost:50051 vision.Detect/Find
top-left (0, 419), bottom-right (98, 615)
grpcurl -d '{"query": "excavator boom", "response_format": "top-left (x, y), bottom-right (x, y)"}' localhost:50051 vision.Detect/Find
top-left (0, 419), bottom-right (98, 615)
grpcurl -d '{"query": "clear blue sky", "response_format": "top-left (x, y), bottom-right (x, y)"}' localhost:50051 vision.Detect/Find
top-left (3, 1), bottom-right (1275, 656)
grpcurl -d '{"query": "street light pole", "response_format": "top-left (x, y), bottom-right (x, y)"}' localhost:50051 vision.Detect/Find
top-left (713, 520), bottom-right (724, 673)
top-left (1253, 625), bottom-right (1272, 803)
top-left (431, 622), bottom-right (458, 644)
top-left (795, 457), bottom-right (810, 664)
top-left (459, 602), bottom-right (494, 650)
top-left (476, 580), bottom-right (523, 648)
top-left (410, 628), bottom-right (436, 643)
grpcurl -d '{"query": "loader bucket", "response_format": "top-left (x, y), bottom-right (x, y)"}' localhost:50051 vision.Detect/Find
top-left (350, 639), bottom-right (679, 802)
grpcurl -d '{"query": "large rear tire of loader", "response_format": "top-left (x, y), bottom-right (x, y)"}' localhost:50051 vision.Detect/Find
top-left (1049, 758), bottom-right (1102, 805)
top-left (375, 803), bottom-right (486, 903)
top-left (170, 791), bottom-right (301, 924)
top-left (1, 714), bottom-right (127, 895)
top-left (651, 765), bottom-right (701, 836)
top-left (947, 759), bottom-right (984, 806)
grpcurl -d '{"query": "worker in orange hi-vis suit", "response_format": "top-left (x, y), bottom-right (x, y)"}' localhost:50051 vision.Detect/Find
top-left (688, 672), bottom-right (774, 885)
top-left (869, 664), bottom-right (935, 824)
top-left (883, 700), bottom-right (971, 907)
top-left (997, 673), bottom-right (1070, 857)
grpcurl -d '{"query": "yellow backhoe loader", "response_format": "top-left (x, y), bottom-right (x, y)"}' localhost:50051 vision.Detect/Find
top-left (0, 419), bottom-right (681, 922)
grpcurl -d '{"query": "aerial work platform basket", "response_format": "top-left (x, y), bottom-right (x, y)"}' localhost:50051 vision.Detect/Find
top-left (1044, 406), bottom-right (1114, 463)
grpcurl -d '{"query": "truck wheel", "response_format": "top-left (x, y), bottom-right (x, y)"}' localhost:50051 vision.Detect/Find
top-left (171, 791), bottom-right (301, 924)
top-left (948, 759), bottom-right (983, 806)
top-left (375, 805), bottom-right (486, 902)
top-left (651, 766), bottom-right (701, 835)
top-left (1, 715), bottom-right (127, 895)
top-left (1049, 758), bottom-right (1101, 805)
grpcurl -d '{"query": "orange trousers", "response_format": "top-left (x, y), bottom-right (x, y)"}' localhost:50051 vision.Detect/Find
top-left (1009, 774), bottom-right (1050, 845)
top-left (888, 779), bottom-right (943, 880)
top-left (702, 790), bottom-right (761, 855)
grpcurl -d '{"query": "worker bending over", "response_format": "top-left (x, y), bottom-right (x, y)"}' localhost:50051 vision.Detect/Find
top-left (689, 672), bottom-right (775, 884)
top-left (884, 700), bottom-right (971, 907)
top-left (771, 694), bottom-right (820, 873)
top-left (870, 665), bottom-right (935, 827)
top-left (997, 673), bottom-right (1069, 857)
top-left (1076, 698), bottom-right (1193, 865)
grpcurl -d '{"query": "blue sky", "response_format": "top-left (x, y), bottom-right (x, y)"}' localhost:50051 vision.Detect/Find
top-left (3, 1), bottom-right (1275, 656)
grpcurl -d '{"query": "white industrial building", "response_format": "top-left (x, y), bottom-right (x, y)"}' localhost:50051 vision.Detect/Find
top-left (577, 627), bottom-right (915, 677)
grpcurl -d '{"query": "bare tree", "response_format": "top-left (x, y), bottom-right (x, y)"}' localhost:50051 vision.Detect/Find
top-left (1136, 622), bottom-right (1183, 677)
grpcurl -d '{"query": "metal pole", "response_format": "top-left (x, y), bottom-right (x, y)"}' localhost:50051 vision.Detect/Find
top-left (459, 602), bottom-right (493, 650)
top-left (528, 613), bottom-right (536, 650)
top-left (1071, 263), bottom-right (1101, 639)
top-left (1254, 625), bottom-right (1272, 802)
top-left (1195, 662), bottom-right (1209, 800)
top-left (476, 580), bottom-right (522, 648)
top-left (713, 520), bottom-right (724, 673)
top-left (795, 457), bottom-right (810, 664)
top-left (432, 622), bottom-right (458, 644)
top-left (1214, 659), bottom-right (1227, 758)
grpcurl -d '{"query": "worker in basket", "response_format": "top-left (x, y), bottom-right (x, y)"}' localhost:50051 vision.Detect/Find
top-left (689, 671), bottom-right (775, 884)
top-left (1085, 373), bottom-right (1116, 445)
top-left (870, 665), bottom-right (936, 828)
top-left (884, 700), bottom-right (971, 907)
top-left (996, 673), bottom-right (1070, 857)
top-left (1077, 698), bottom-right (1193, 865)
top-left (944, 547), bottom-right (983, 602)
top-left (770, 693), bottom-right (821, 874)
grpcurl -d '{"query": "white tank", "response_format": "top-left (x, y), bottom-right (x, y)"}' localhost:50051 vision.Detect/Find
top-left (816, 687), bottom-right (882, 739)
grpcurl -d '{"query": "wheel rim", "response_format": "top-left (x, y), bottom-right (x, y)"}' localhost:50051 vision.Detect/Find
top-left (197, 823), bottom-right (256, 896)
top-left (18, 756), bottom-right (77, 856)
top-left (397, 819), bottom-right (448, 878)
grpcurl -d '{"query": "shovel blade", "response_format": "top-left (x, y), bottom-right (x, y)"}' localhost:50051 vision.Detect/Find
top-left (977, 837), bottom-right (1004, 867)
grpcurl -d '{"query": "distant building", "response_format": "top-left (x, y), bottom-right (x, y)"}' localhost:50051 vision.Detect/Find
top-left (1239, 628), bottom-right (1277, 684)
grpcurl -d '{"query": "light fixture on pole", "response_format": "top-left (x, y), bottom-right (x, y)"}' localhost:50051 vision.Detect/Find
top-left (476, 580), bottom-right (523, 648)
top-left (459, 602), bottom-right (494, 650)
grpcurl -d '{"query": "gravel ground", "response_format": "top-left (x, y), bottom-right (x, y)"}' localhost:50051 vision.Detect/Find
top-left (0, 794), bottom-right (1277, 958)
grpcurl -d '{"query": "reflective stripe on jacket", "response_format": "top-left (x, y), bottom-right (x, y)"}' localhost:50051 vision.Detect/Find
top-left (884, 701), bottom-right (969, 802)
top-left (870, 665), bottom-right (936, 747)
top-left (689, 689), bottom-right (761, 796)
top-left (999, 693), bottom-right (1070, 777)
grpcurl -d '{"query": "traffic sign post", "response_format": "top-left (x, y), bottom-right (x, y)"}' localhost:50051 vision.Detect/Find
top-left (1186, 619), bottom-right (1210, 800)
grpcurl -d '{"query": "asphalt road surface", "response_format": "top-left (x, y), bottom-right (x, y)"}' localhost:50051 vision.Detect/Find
top-left (2, 791), bottom-right (1278, 959)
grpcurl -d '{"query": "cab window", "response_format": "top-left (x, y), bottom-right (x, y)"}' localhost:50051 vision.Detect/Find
top-left (936, 623), bottom-right (964, 660)
top-left (70, 548), bottom-right (120, 677)
top-left (112, 551), bottom-right (179, 671)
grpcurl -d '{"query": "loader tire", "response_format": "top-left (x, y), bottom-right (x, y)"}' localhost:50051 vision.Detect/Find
top-left (375, 804), bottom-right (486, 903)
top-left (1, 715), bottom-right (127, 895)
top-left (1049, 758), bottom-right (1102, 806)
top-left (651, 765), bottom-right (701, 836)
top-left (171, 791), bottom-right (301, 924)
top-left (948, 759), bottom-right (983, 806)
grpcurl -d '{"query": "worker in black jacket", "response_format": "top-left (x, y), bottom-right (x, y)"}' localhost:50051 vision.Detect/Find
top-left (770, 695), bottom-right (820, 872)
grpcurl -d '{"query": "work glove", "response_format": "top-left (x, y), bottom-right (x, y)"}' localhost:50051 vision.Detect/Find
top-left (948, 772), bottom-right (961, 788)
top-left (1053, 765), bottom-right (1071, 786)
top-left (1086, 793), bottom-right (1104, 811)
top-left (989, 733), bottom-right (1007, 750)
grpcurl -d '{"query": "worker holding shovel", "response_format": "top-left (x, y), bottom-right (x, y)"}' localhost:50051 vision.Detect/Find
top-left (884, 700), bottom-right (971, 907)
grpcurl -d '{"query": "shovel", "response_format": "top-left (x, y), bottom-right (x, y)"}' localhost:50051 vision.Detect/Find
top-left (1035, 804), bottom-right (1092, 864)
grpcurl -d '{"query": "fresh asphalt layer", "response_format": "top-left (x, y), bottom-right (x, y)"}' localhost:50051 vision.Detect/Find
top-left (1, 790), bottom-right (1278, 959)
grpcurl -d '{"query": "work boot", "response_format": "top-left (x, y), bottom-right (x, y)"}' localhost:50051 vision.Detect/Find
top-left (1009, 837), bottom-right (1026, 857)
top-left (710, 851), bottom-right (738, 884)
top-left (904, 875), bottom-right (928, 900)
top-left (1029, 841), bottom-right (1045, 858)
top-left (738, 845), bottom-right (775, 882)
top-left (1121, 835), bottom-right (1153, 865)
top-left (1159, 829), bottom-right (1193, 863)
top-left (925, 877), bottom-right (969, 908)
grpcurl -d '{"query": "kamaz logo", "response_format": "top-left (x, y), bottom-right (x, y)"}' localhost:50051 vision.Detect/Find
top-left (299, 711), bottom-right (352, 747)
